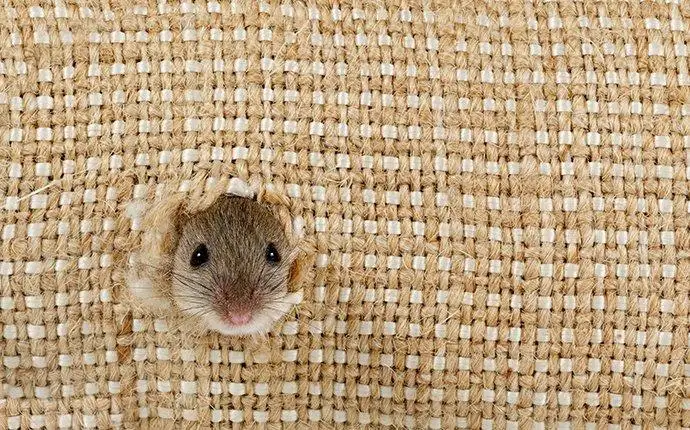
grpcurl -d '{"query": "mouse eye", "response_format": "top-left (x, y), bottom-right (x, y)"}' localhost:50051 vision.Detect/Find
top-left (265, 243), bottom-right (281, 263)
top-left (190, 244), bottom-right (209, 267)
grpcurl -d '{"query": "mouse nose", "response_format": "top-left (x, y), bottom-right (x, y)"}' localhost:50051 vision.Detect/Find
top-left (226, 311), bottom-right (252, 326)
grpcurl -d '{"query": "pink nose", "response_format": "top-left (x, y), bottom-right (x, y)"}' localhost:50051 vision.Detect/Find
top-left (227, 312), bottom-right (252, 325)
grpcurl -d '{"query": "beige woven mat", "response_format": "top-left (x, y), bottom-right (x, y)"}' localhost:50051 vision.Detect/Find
top-left (2, 0), bottom-right (690, 428)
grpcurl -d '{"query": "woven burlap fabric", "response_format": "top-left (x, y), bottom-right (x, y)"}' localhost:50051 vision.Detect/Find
top-left (1, 0), bottom-right (689, 428)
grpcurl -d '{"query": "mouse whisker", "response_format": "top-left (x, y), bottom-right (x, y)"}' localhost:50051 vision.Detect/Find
top-left (169, 293), bottom-right (208, 300)
top-left (178, 309), bottom-right (211, 318)
top-left (271, 299), bottom-right (340, 315)
top-left (163, 272), bottom-right (213, 296)
top-left (171, 273), bottom-right (216, 296)
top-left (210, 270), bottom-right (234, 294)
top-left (176, 306), bottom-right (213, 321)
top-left (169, 270), bottom-right (206, 284)
top-left (171, 309), bottom-right (214, 333)
top-left (263, 294), bottom-right (293, 303)
top-left (266, 296), bottom-right (296, 303)
top-left (142, 264), bottom-right (208, 291)
top-left (171, 271), bottom-right (215, 293)
top-left (262, 303), bottom-right (293, 312)
top-left (268, 274), bottom-right (289, 292)
top-left (177, 303), bottom-right (211, 313)
top-left (252, 259), bottom-right (268, 296)
top-left (133, 262), bottom-right (214, 296)
top-left (261, 304), bottom-right (294, 317)
top-left (262, 289), bottom-right (287, 300)
top-left (174, 303), bottom-right (208, 311)
top-left (259, 286), bottom-right (284, 298)
top-left (177, 306), bottom-right (208, 315)
top-left (175, 282), bottom-right (213, 297)
top-left (261, 304), bottom-right (324, 334)
top-left (261, 271), bottom-right (284, 287)
top-left (172, 280), bottom-right (211, 298)
top-left (169, 295), bottom-right (209, 305)
top-left (257, 284), bottom-right (288, 301)
top-left (265, 301), bottom-right (299, 310)
top-left (209, 271), bottom-right (221, 289)
top-left (253, 271), bottom-right (288, 297)
top-left (176, 289), bottom-right (215, 306)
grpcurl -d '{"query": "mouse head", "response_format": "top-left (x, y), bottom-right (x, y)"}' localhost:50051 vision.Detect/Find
top-left (171, 195), bottom-right (297, 336)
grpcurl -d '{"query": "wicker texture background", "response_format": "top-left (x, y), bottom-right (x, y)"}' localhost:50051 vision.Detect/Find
top-left (1, 0), bottom-right (690, 428)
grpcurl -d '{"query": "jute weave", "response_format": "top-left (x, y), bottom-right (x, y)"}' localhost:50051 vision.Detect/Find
top-left (1, 0), bottom-right (689, 428)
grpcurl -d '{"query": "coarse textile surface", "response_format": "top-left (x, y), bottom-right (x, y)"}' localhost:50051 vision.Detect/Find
top-left (1, 0), bottom-right (690, 428)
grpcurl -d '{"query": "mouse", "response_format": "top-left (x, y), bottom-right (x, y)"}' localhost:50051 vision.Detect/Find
top-left (166, 195), bottom-right (301, 336)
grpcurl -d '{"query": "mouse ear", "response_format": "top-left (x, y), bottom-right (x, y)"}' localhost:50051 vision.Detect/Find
top-left (169, 205), bottom-right (188, 240)
top-left (286, 248), bottom-right (314, 292)
top-left (156, 197), bottom-right (188, 255)
top-left (287, 258), bottom-right (306, 291)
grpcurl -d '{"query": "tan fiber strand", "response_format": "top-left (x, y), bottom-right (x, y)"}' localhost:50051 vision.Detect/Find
top-left (0, 1), bottom-right (689, 429)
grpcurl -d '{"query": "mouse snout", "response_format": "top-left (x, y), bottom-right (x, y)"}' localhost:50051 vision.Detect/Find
top-left (219, 304), bottom-right (255, 326)
top-left (226, 312), bottom-right (252, 325)
top-left (215, 286), bottom-right (260, 326)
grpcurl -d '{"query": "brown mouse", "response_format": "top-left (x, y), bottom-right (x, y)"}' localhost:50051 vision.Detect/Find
top-left (169, 195), bottom-right (299, 336)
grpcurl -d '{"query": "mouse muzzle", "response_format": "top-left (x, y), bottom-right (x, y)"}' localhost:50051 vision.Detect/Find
top-left (225, 312), bottom-right (252, 326)
top-left (214, 284), bottom-right (262, 326)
